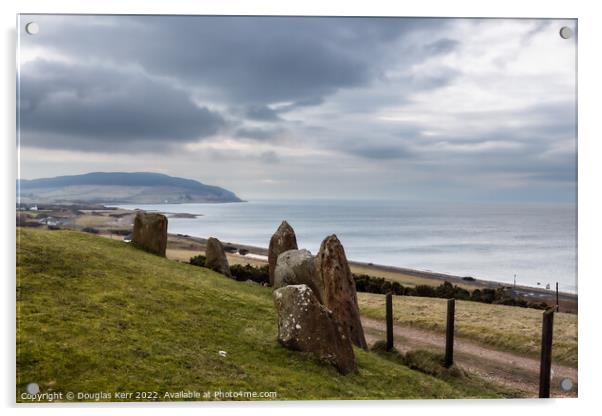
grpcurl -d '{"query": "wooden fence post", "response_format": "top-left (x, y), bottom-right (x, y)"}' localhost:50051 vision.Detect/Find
top-left (539, 308), bottom-right (555, 398)
top-left (444, 298), bottom-right (455, 368)
top-left (556, 282), bottom-right (560, 312)
top-left (386, 292), bottom-right (393, 351)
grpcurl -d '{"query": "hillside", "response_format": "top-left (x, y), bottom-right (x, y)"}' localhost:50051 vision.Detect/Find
top-left (16, 228), bottom-right (521, 402)
top-left (17, 172), bottom-right (242, 204)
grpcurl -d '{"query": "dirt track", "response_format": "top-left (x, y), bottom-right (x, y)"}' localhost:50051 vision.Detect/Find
top-left (361, 316), bottom-right (577, 398)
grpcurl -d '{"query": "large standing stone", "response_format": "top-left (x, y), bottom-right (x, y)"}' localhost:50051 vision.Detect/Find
top-left (132, 212), bottom-right (168, 256)
top-left (268, 221), bottom-right (298, 286)
top-left (273, 284), bottom-right (356, 375)
top-left (316, 234), bottom-right (368, 350)
top-left (274, 249), bottom-right (324, 303)
top-left (204, 237), bottom-right (232, 278)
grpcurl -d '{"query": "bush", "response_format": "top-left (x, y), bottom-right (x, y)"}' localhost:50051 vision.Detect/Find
top-left (413, 285), bottom-right (437, 297)
top-left (353, 274), bottom-right (406, 296)
top-left (82, 227), bottom-right (99, 234)
top-left (110, 229), bottom-right (131, 236)
top-left (435, 281), bottom-right (455, 298)
top-left (189, 255), bottom-right (206, 267)
top-left (229, 264), bottom-right (269, 284)
top-left (454, 287), bottom-right (471, 300)
top-left (481, 288), bottom-right (496, 304)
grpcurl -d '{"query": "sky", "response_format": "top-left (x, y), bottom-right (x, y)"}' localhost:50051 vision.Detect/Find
top-left (17, 15), bottom-right (577, 202)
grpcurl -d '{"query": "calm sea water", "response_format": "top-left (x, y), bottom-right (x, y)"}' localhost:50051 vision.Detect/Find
top-left (116, 200), bottom-right (577, 293)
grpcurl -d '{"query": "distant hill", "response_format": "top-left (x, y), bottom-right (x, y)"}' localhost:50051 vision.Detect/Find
top-left (17, 172), bottom-right (243, 204)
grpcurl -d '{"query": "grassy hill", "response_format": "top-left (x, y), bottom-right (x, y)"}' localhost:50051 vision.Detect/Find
top-left (17, 228), bottom-right (522, 402)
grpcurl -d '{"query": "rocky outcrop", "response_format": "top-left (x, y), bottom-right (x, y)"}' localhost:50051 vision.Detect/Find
top-left (274, 249), bottom-right (324, 304)
top-left (205, 237), bottom-right (232, 278)
top-left (316, 235), bottom-right (368, 350)
top-left (268, 221), bottom-right (298, 286)
top-left (132, 212), bottom-right (168, 256)
top-left (273, 284), bottom-right (356, 375)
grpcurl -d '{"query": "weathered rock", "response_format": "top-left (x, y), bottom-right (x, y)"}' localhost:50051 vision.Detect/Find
top-left (316, 234), bottom-right (368, 350)
top-left (273, 284), bottom-right (356, 375)
top-left (132, 212), bottom-right (168, 256)
top-left (205, 237), bottom-right (232, 278)
top-left (274, 249), bottom-right (324, 303)
top-left (268, 221), bottom-right (298, 286)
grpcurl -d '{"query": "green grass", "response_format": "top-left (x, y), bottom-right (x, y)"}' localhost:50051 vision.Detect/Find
top-left (358, 292), bottom-right (578, 367)
top-left (17, 228), bottom-right (522, 402)
top-left (369, 344), bottom-right (522, 398)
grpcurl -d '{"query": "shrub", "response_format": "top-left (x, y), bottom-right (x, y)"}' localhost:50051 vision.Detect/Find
top-left (110, 229), bottom-right (131, 236)
top-left (230, 264), bottom-right (269, 284)
top-left (189, 255), bottom-right (206, 267)
top-left (353, 274), bottom-right (406, 296)
top-left (413, 285), bottom-right (437, 297)
top-left (435, 281), bottom-right (455, 298)
top-left (82, 227), bottom-right (99, 234)
top-left (454, 286), bottom-right (471, 300)
top-left (481, 288), bottom-right (496, 304)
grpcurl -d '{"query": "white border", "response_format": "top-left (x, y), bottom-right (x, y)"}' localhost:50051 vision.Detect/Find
top-left (3, 1), bottom-right (601, 415)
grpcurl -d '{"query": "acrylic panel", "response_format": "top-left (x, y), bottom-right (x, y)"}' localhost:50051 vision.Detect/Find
top-left (16, 15), bottom-right (577, 402)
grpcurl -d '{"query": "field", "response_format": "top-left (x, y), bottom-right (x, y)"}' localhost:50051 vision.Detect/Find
top-left (358, 293), bottom-right (578, 367)
top-left (16, 228), bottom-right (523, 401)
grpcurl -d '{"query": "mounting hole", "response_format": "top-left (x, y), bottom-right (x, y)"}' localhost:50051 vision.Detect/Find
top-left (560, 377), bottom-right (574, 391)
top-left (559, 26), bottom-right (573, 39)
top-left (26, 382), bottom-right (39, 395)
top-left (25, 22), bottom-right (39, 35)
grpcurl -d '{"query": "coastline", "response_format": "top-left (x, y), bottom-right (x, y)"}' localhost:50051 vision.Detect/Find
top-left (166, 233), bottom-right (578, 314)
top-left (18, 204), bottom-right (578, 313)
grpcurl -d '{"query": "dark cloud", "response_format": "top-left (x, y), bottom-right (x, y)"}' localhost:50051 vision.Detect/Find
top-left (24, 16), bottom-right (450, 106)
top-left (17, 16), bottom-right (576, 202)
top-left (19, 59), bottom-right (224, 151)
top-left (243, 105), bottom-right (282, 122)
top-left (424, 38), bottom-right (459, 54)
top-left (348, 145), bottom-right (411, 160)
top-left (234, 126), bottom-right (285, 141)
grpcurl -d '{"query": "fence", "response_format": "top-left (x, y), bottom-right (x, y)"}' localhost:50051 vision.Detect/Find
top-left (383, 294), bottom-right (556, 397)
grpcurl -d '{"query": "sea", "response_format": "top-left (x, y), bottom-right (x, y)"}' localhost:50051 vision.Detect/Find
top-left (115, 200), bottom-right (577, 293)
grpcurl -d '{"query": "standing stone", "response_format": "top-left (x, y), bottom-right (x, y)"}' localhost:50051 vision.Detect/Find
top-left (273, 284), bottom-right (356, 375)
top-left (316, 234), bottom-right (368, 350)
top-left (274, 249), bottom-right (324, 303)
top-left (132, 212), bottom-right (168, 256)
top-left (268, 221), bottom-right (298, 286)
top-left (205, 237), bottom-right (232, 278)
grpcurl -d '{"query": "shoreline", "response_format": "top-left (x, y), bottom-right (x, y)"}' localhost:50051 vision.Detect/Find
top-left (169, 233), bottom-right (578, 313)
top-left (17, 204), bottom-right (578, 312)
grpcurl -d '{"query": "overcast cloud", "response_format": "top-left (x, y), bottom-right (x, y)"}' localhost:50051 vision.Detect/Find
top-left (18, 15), bottom-right (577, 202)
